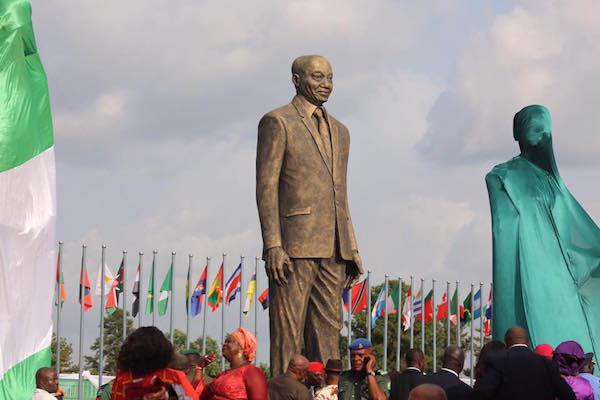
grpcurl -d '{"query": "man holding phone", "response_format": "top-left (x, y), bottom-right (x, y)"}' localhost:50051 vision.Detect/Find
top-left (338, 339), bottom-right (389, 400)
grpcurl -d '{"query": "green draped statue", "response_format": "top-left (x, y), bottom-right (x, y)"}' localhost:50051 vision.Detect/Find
top-left (486, 105), bottom-right (600, 365)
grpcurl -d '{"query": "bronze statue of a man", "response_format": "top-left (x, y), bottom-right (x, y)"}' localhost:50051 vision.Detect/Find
top-left (256, 55), bottom-right (362, 376)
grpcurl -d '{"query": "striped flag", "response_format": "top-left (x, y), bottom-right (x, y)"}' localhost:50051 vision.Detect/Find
top-left (258, 288), bottom-right (269, 310)
top-left (243, 273), bottom-right (256, 315)
top-left (95, 264), bottom-right (115, 296)
top-left (79, 266), bottom-right (93, 312)
top-left (132, 263), bottom-right (141, 317)
top-left (343, 279), bottom-right (368, 314)
top-left (190, 265), bottom-right (207, 317)
top-left (370, 287), bottom-right (397, 328)
top-left (484, 288), bottom-right (492, 336)
top-left (105, 281), bottom-right (119, 316)
top-left (115, 258), bottom-right (125, 306)
top-left (224, 263), bottom-right (242, 305)
top-left (207, 263), bottom-right (224, 311)
top-left (158, 263), bottom-right (173, 316)
top-left (416, 289), bottom-right (434, 322)
top-left (145, 261), bottom-right (155, 315)
top-left (0, 0), bottom-right (56, 395)
top-left (472, 289), bottom-right (482, 320)
top-left (55, 253), bottom-right (66, 306)
top-left (401, 287), bottom-right (413, 331)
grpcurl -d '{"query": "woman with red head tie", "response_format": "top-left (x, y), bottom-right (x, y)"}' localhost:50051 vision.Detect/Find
top-left (200, 328), bottom-right (267, 400)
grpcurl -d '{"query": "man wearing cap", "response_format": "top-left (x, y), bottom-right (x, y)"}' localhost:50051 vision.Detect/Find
top-left (307, 362), bottom-right (326, 398)
top-left (315, 359), bottom-right (343, 400)
top-left (580, 352), bottom-right (600, 400)
top-left (339, 339), bottom-right (389, 400)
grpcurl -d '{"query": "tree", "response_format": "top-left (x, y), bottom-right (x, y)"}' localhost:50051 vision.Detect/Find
top-left (51, 334), bottom-right (77, 373)
top-left (171, 329), bottom-right (223, 377)
top-left (85, 309), bottom-right (135, 375)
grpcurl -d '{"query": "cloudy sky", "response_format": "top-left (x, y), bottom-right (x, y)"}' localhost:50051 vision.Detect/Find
top-left (33, 0), bottom-right (600, 365)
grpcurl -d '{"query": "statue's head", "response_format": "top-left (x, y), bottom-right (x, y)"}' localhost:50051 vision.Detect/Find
top-left (291, 55), bottom-right (333, 106)
top-left (513, 105), bottom-right (552, 147)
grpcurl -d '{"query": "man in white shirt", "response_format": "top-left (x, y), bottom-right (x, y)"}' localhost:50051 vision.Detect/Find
top-left (32, 367), bottom-right (58, 400)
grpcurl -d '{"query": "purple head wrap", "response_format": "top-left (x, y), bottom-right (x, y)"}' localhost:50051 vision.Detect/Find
top-left (553, 341), bottom-right (587, 376)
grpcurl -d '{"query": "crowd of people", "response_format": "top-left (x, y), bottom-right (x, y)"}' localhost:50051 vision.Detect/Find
top-left (31, 326), bottom-right (599, 400)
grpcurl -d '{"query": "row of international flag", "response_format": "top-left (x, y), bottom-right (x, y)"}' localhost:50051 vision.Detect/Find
top-left (342, 278), bottom-right (493, 335)
top-left (59, 250), bottom-right (491, 335)
top-left (57, 252), bottom-right (270, 316)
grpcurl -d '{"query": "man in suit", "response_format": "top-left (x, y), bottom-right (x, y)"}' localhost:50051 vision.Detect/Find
top-left (473, 326), bottom-right (576, 400)
top-left (256, 55), bottom-right (362, 376)
top-left (417, 346), bottom-right (471, 400)
top-left (390, 348), bottom-right (426, 400)
top-left (269, 354), bottom-right (311, 400)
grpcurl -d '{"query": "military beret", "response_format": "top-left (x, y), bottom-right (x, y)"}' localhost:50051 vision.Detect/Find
top-left (349, 338), bottom-right (372, 350)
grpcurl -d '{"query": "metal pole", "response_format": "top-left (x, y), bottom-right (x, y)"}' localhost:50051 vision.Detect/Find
top-left (78, 245), bottom-right (87, 400)
top-left (186, 254), bottom-right (193, 349)
top-left (239, 256), bottom-right (244, 329)
top-left (202, 257), bottom-right (210, 354)
top-left (170, 251), bottom-right (176, 343)
top-left (383, 275), bottom-right (389, 371)
top-left (479, 282), bottom-right (484, 351)
top-left (446, 281), bottom-right (451, 347)
top-left (347, 282), bottom-right (353, 370)
top-left (138, 252), bottom-right (143, 328)
top-left (420, 278), bottom-right (425, 353)
top-left (99, 245), bottom-right (106, 387)
top-left (432, 279), bottom-right (437, 373)
top-left (254, 257), bottom-right (259, 364)
top-left (122, 251), bottom-right (127, 342)
top-left (456, 281), bottom-right (460, 347)
top-left (470, 283), bottom-right (475, 386)
top-left (221, 253), bottom-right (226, 370)
top-left (254, 257), bottom-right (259, 339)
top-left (152, 250), bottom-right (157, 327)
top-left (396, 277), bottom-right (402, 372)
top-left (410, 276), bottom-right (414, 348)
top-left (366, 270), bottom-right (372, 342)
top-left (56, 241), bottom-right (63, 375)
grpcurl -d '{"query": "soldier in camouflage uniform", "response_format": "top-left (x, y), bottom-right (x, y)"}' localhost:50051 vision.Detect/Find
top-left (338, 339), bottom-right (390, 400)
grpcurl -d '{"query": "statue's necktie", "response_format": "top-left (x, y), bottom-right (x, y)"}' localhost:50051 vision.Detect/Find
top-left (314, 107), bottom-right (332, 166)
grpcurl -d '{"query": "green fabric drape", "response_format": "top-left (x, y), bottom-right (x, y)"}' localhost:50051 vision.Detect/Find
top-left (486, 105), bottom-right (600, 366)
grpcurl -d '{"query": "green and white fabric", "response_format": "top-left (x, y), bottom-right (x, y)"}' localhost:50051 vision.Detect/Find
top-left (0, 1), bottom-right (56, 398)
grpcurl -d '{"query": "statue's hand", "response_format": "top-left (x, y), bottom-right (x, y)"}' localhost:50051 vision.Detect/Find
top-left (345, 251), bottom-right (364, 288)
top-left (265, 246), bottom-right (291, 286)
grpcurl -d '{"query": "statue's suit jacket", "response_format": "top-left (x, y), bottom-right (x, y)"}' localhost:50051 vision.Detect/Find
top-left (256, 95), bottom-right (358, 261)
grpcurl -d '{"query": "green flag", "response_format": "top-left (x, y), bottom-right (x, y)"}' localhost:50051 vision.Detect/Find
top-left (145, 261), bottom-right (155, 315)
top-left (462, 292), bottom-right (472, 323)
top-left (158, 264), bottom-right (173, 316)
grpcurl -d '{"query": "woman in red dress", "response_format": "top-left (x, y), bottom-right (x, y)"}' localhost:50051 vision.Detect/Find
top-left (111, 326), bottom-right (198, 400)
top-left (200, 328), bottom-right (267, 400)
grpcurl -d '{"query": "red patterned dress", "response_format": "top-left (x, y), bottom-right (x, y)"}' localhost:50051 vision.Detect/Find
top-left (200, 365), bottom-right (267, 400)
top-left (111, 368), bottom-right (198, 400)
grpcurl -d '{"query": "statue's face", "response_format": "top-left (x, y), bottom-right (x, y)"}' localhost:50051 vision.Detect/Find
top-left (294, 58), bottom-right (333, 105)
top-left (518, 108), bottom-right (552, 147)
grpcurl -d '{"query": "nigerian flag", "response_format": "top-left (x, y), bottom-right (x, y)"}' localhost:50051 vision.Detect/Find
top-left (158, 264), bottom-right (173, 316)
top-left (0, 1), bottom-right (56, 398)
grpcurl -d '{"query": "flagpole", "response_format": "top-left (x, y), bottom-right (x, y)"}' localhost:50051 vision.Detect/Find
top-left (202, 257), bottom-right (210, 355)
top-left (366, 270), bottom-right (372, 342)
top-left (186, 254), bottom-right (193, 349)
top-left (152, 250), bottom-right (157, 327)
top-left (221, 253), bottom-right (227, 371)
top-left (432, 279), bottom-right (437, 373)
top-left (56, 241), bottom-right (63, 376)
top-left (138, 252), bottom-right (143, 328)
top-left (395, 277), bottom-right (402, 372)
top-left (446, 281), bottom-right (451, 347)
top-left (254, 257), bottom-right (258, 338)
top-left (239, 256), bottom-right (244, 329)
top-left (479, 282), bottom-right (484, 351)
top-left (170, 251), bottom-right (176, 343)
top-left (470, 283), bottom-right (474, 386)
top-left (383, 275), bottom-right (389, 371)
top-left (410, 275), bottom-right (414, 348)
top-left (122, 251), bottom-right (128, 342)
top-left (99, 245), bottom-right (106, 387)
top-left (420, 278), bottom-right (425, 353)
top-left (78, 244), bottom-right (87, 400)
top-left (347, 281), bottom-right (352, 370)
top-left (254, 257), bottom-right (259, 363)
top-left (456, 281), bottom-right (460, 347)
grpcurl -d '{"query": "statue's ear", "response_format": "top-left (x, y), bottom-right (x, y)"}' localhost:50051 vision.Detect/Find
top-left (292, 73), bottom-right (301, 89)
